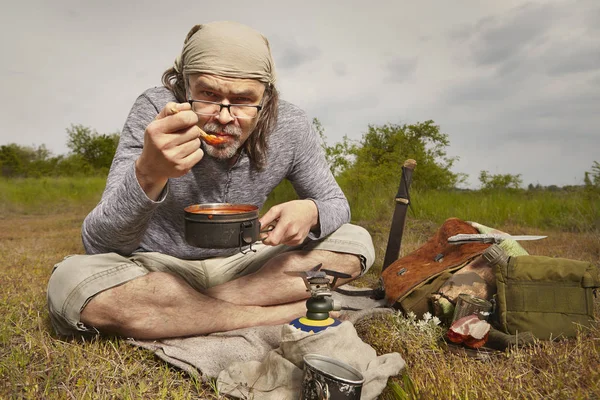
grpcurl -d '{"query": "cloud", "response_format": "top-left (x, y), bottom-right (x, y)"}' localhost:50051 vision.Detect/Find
top-left (467, 3), bottom-right (558, 68)
top-left (453, 1), bottom-right (600, 80)
top-left (270, 37), bottom-right (321, 70)
top-left (442, 1), bottom-right (600, 107)
top-left (332, 62), bottom-right (347, 77)
top-left (2, 69), bottom-right (26, 77)
top-left (443, 74), bottom-right (509, 104)
top-left (384, 57), bottom-right (418, 83)
top-left (420, 1), bottom-right (600, 187)
top-left (441, 73), bottom-right (599, 147)
top-left (584, 2), bottom-right (600, 28)
top-left (545, 41), bottom-right (600, 76)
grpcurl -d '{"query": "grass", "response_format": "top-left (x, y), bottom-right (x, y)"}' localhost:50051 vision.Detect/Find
top-left (0, 212), bottom-right (218, 399)
top-left (408, 189), bottom-right (600, 232)
top-left (347, 187), bottom-right (600, 233)
top-left (0, 177), bottom-right (107, 216)
top-left (266, 179), bottom-right (600, 233)
top-left (1, 178), bottom-right (599, 399)
top-left (357, 311), bottom-right (600, 399)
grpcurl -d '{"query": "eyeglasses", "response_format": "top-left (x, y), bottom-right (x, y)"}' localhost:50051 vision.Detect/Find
top-left (188, 99), bottom-right (263, 120)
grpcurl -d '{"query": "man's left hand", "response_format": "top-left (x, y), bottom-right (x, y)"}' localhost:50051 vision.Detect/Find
top-left (259, 200), bottom-right (319, 246)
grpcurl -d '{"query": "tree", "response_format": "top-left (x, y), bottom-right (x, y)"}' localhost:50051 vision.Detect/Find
top-left (0, 125), bottom-right (119, 178)
top-left (584, 161), bottom-right (600, 188)
top-left (26, 144), bottom-right (55, 177)
top-left (0, 144), bottom-right (26, 177)
top-left (479, 170), bottom-right (522, 190)
top-left (0, 143), bottom-right (52, 177)
top-left (66, 124), bottom-right (119, 171)
top-left (340, 120), bottom-right (466, 191)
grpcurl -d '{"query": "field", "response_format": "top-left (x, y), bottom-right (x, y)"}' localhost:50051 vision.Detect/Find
top-left (1, 177), bottom-right (599, 399)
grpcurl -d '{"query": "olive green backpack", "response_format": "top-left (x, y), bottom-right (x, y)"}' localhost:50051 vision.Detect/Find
top-left (489, 248), bottom-right (600, 340)
top-left (393, 242), bottom-right (600, 341)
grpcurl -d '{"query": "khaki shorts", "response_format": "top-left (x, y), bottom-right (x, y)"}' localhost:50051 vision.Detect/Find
top-left (47, 223), bottom-right (374, 336)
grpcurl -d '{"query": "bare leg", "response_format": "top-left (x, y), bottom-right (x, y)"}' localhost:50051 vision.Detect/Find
top-left (81, 250), bottom-right (361, 339)
top-left (203, 250), bottom-right (361, 306)
top-left (81, 271), bottom-right (306, 340)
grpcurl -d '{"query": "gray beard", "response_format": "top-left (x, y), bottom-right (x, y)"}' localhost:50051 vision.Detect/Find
top-left (202, 122), bottom-right (243, 160)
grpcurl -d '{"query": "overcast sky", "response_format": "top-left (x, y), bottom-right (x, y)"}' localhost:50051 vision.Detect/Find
top-left (1, 0), bottom-right (598, 188)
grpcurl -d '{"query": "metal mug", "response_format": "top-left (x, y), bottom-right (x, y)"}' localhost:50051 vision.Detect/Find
top-left (299, 354), bottom-right (364, 400)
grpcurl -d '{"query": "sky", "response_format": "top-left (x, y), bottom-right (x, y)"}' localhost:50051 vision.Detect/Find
top-left (1, 0), bottom-right (598, 188)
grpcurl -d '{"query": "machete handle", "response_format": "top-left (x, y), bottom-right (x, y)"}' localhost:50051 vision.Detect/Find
top-left (404, 159), bottom-right (417, 169)
top-left (395, 159), bottom-right (417, 200)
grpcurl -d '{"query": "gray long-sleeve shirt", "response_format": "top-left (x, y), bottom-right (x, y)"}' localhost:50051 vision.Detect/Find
top-left (82, 87), bottom-right (350, 259)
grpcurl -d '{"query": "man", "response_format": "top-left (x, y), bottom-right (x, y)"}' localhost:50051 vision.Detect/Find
top-left (47, 21), bottom-right (374, 340)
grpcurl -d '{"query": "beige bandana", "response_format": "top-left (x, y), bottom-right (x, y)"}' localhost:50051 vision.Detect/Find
top-left (174, 21), bottom-right (276, 85)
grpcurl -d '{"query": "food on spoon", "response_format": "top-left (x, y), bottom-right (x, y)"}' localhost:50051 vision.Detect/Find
top-left (199, 130), bottom-right (227, 145)
top-left (164, 107), bottom-right (227, 146)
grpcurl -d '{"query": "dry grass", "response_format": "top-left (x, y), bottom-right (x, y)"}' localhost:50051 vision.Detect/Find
top-left (0, 213), bottom-right (219, 399)
top-left (357, 312), bottom-right (600, 399)
top-left (1, 211), bottom-right (599, 399)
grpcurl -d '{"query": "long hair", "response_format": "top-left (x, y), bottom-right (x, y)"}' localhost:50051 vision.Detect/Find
top-left (161, 68), bottom-right (279, 170)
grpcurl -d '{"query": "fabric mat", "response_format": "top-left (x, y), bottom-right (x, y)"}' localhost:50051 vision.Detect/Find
top-left (218, 316), bottom-right (405, 399)
top-left (128, 299), bottom-right (398, 398)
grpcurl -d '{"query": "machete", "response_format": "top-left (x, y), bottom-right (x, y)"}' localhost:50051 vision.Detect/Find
top-left (448, 233), bottom-right (547, 245)
top-left (382, 159), bottom-right (417, 272)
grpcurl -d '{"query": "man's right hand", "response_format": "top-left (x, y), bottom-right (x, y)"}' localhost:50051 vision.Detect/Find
top-left (135, 102), bottom-right (204, 200)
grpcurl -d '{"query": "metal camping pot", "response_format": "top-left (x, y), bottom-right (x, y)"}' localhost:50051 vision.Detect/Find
top-left (452, 293), bottom-right (493, 322)
top-left (300, 354), bottom-right (364, 400)
top-left (184, 203), bottom-right (271, 249)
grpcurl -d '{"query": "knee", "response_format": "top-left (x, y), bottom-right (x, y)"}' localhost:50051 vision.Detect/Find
top-left (47, 253), bottom-right (147, 335)
top-left (47, 255), bottom-right (96, 335)
top-left (335, 252), bottom-right (363, 278)
top-left (307, 223), bottom-right (375, 276)
top-left (47, 255), bottom-right (89, 314)
top-left (343, 224), bottom-right (375, 274)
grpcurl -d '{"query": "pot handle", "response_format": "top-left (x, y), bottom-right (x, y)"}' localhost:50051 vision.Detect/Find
top-left (239, 223), bottom-right (276, 255)
top-left (259, 224), bottom-right (276, 241)
top-left (240, 223), bottom-right (276, 246)
top-left (260, 224), bottom-right (276, 234)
